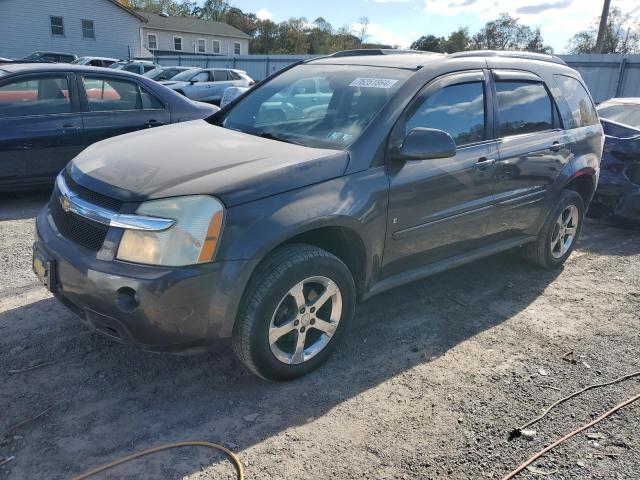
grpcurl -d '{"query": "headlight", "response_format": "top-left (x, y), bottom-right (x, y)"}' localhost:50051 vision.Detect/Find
top-left (116, 195), bottom-right (224, 266)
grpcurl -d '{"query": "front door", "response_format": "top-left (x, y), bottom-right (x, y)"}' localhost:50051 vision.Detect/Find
top-left (383, 70), bottom-right (499, 278)
top-left (0, 73), bottom-right (84, 187)
top-left (79, 74), bottom-right (170, 145)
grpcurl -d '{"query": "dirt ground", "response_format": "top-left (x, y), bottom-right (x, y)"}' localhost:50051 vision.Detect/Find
top-left (1, 190), bottom-right (639, 480)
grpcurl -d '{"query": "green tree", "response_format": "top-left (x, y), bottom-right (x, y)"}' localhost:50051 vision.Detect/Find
top-left (440, 27), bottom-right (470, 53)
top-left (470, 13), bottom-right (552, 53)
top-left (411, 35), bottom-right (444, 52)
top-left (567, 7), bottom-right (640, 53)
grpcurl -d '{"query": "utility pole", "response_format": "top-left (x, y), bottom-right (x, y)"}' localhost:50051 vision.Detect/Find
top-left (594, 0), bottom-right (611, 53)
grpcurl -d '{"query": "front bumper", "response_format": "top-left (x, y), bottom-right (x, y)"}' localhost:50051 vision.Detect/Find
top-left (35, 206), bottom-right (255, 352)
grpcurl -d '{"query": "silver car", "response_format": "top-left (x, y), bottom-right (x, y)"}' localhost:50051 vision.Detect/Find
top-left (160, 68), bottom-right (254, 104)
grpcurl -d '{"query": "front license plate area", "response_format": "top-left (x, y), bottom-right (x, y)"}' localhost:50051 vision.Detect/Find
top-left (32, 246), bottom-right (57, 293)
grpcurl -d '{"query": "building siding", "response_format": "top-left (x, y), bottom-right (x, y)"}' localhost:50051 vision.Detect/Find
top-left (142, 28), bottom-right (249, 57)
top-left (0, 0), bottom-right (143, 59)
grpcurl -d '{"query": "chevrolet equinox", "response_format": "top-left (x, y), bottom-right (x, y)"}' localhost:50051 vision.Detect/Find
top-left (34, 49), bottom-right (604, 380)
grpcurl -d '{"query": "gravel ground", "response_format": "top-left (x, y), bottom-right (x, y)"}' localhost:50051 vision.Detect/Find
top-left (0, 190), bottom-right (639, 480)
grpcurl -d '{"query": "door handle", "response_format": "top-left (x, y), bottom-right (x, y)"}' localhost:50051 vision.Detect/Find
top-left (57, 125), bottom-right (80, 133)
top-left (550, 141), bottom-right (565, 152)
top-left (144, 119), bottom-right (164, 128)
top-left (474, 157), bottom-right (496, 169)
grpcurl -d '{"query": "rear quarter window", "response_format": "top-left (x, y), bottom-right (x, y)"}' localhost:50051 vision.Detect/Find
top-left (554, 75), bottom-right (598, 128)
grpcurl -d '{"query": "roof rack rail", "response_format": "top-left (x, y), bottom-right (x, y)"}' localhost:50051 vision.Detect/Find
top-left (449, 50), bottom-right (566, 65)
top-left (331, 48), bottom-right (434, 57)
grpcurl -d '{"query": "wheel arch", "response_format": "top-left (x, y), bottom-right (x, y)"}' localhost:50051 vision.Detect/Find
top-left (565, 168), bottom-right (597, 207)
top-left (243, 220), bottom-right (371, 299)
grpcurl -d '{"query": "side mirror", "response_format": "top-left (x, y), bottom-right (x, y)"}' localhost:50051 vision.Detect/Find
top-left (190, 77), bottom-right (201, 84)
top-left (395, 128), bottom-right (456, 161)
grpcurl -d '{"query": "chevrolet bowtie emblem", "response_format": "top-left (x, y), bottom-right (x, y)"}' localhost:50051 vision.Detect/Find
top-left (59, 193), bottom-right (72, 212)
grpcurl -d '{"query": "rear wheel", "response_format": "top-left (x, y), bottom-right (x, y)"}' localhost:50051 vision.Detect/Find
top-left (232, 245), bottom-right (356, 381)
top-left (522, 189), bottom-right (584, 268)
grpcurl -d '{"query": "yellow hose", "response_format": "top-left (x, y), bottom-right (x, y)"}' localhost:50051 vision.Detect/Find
top-left (71, 441), bottom-right (244, 480)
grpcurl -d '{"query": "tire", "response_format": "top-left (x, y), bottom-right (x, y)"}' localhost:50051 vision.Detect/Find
top-left (522, 189), bottom-right (584, 269)
top-left (232, 244), bottom-right (356, 381)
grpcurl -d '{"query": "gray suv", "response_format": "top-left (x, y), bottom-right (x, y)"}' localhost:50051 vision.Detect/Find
top-left (33, 50), bottom-right (603, 381)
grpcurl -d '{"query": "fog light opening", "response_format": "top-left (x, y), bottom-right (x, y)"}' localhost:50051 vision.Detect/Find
top-left (115, 287), bottom-right (139, 313)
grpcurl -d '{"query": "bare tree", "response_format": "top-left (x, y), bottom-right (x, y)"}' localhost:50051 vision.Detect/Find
top-left (355, 17), bottom-right (370, 46)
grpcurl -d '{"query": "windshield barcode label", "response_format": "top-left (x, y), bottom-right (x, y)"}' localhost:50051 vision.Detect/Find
top-left (349, 78), bottom-right (398, 89)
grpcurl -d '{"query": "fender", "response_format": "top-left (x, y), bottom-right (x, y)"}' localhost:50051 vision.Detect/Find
top-left (216, 167), bottom-right (390, 289)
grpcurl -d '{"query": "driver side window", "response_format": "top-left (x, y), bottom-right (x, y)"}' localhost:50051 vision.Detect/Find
top-left (405, 81), bottom-right (486, 146)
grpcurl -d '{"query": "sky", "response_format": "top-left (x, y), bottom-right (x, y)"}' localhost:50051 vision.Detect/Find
top-left (232, 0), bottom-right (640, 53)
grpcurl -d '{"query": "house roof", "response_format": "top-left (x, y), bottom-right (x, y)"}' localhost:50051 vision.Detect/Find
top-left (138, 12), bottom-right (251, 40)
top-left (106, 0), bottom-right (147, 22)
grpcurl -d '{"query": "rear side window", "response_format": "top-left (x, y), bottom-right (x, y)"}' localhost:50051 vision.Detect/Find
top-left (82, 77), bottom-right (142, 111)
top-left (0, 76), bottom-right (71, 117)
top-left (554, 75), bottom-right (598, 128)
top-left (141, 88), bottom-right (163, 109)
top-left (405, 82), bottom-right (485, 146)
top-left (496, 81), bottom-right (553, 137)
top-left (213, 70), bottom-right (229, 82)
top-left (228, 71), bottom-right (240, 80)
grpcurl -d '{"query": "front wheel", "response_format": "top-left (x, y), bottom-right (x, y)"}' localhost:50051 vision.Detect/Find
top-left (522, 189), bottom-right (584, 269)
top-left (232, 245), bottom-right (356, 381)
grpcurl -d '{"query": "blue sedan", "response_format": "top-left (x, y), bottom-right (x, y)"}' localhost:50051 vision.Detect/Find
top-left (0, 63), bottom-right (218, 191)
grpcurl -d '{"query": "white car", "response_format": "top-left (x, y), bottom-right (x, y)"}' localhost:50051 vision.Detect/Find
top-left (220, 86), bottom-right (250, 107)
top-left (160, 68), bottom-right (255, 104)
top-left (71, 56), bottom-right (118, 68)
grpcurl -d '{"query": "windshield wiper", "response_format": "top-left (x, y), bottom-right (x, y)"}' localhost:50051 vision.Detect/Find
top-left (257, 131), bottom-right (303, 146)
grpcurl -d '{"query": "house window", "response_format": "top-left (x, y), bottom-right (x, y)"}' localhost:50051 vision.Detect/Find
top-left (82, 20), bottom-right (95, 39)
top-left (212, 40), bottom-right (221, 54)
top-left (197, 39), bottom-right (206, 53)
top-left (50, 16), bottom-right (64, 36)
top-left (233, 42), bottom-right (241, 55)
top-left (174, 36), bottom-right (182, 51)
top-left (148, 34), bottom-right (157, 50)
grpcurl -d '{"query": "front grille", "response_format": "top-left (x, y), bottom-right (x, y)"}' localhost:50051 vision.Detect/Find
top-left (50, 183), bottom-right (110, 251)
top-left (63, 170), bottom-right (124, 211)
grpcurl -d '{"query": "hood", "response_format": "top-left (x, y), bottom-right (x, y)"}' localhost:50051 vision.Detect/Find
top-left (68, 121), bottom-right (348, 207)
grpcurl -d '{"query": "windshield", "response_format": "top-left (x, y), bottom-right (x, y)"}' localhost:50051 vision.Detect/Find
top-left (108, 62), bottom-right (127, 69)
top-left (145, 67), bottom-right (185, 80)
top-left (71, 57), bottom-right (89, 64)
top-left (220, 64), bottom-right (412, 149)
top-left (597, 102), bottom-right (640, 130)
top-left (171, 68), bottom-right (202, 81)
top-left (24, 52), bottom-right (43, 60)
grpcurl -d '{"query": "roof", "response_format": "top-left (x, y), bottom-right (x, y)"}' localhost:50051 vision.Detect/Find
top-left (138, 12), bottom-right (251, 40)
top-left (309, 52), bottom-right (444, 69)
top-left (309, 49), bottom-right (569, 70)
top-left (105, 0), bottom-right (146, 22)
top-left (0, 63), bottom-right (146, 77)
top-left (602, 97), bottom-right (640, 104)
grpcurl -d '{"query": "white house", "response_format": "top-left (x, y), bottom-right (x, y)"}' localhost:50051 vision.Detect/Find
top-left (0, 0), bottom-right (145, 59)
top-left (0, 1), bottom-right (252, 61)
top-left (139, 12), bottom-right (251, 57)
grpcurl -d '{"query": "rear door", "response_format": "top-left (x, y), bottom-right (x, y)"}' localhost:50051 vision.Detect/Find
top-left (486, 70), bottom-right (571, 240)
top-left (383, 70), bottom-right (500, 277)
top-left (0, 73), bottom-right (84, 187)
top-left (209, 70), bottom-right (235, 102)
top-left (79, 74), bottom-right (170, 145)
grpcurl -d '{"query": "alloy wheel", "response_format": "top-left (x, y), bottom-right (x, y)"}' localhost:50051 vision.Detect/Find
top-left (268, 276), bottom-right (342, 365)
top-left (550, 204), bottom-right (579, 259)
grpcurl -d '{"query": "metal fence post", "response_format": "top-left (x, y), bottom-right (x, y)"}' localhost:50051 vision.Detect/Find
top-left (615, 57), bottom-right (628, 97)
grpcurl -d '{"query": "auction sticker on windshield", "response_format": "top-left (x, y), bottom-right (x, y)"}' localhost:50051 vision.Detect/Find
top-left (349, 78), bottom-right (398, 89)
